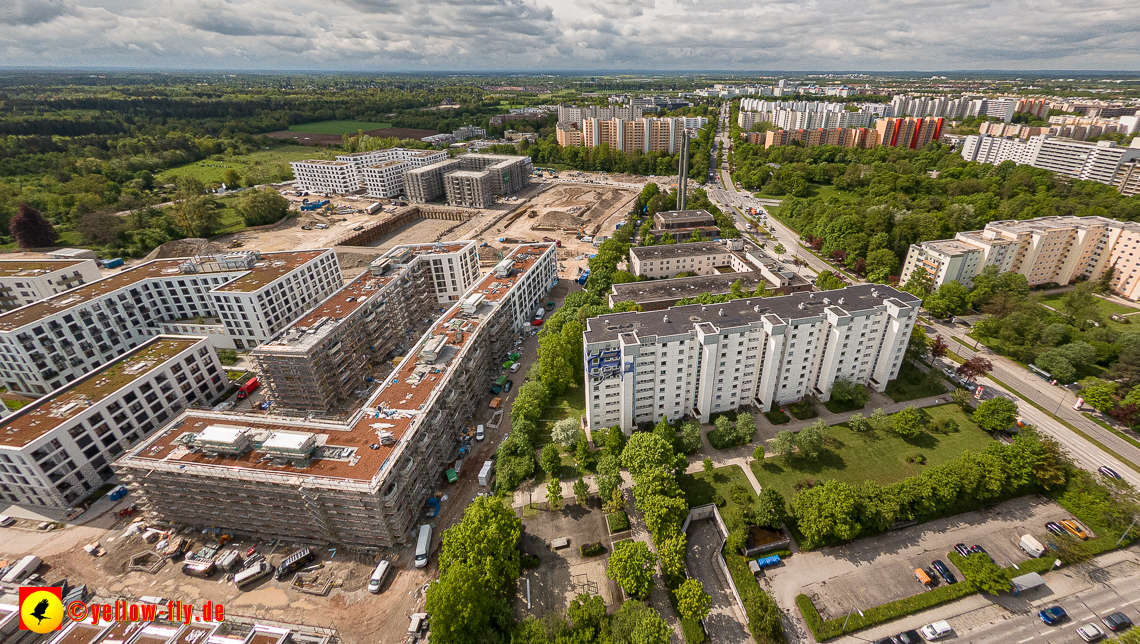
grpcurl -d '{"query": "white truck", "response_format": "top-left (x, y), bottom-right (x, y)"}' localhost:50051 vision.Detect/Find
top-left (1, 555), bottom-right (42, 583)
top-left (478, 461), bottom-right (495, 487)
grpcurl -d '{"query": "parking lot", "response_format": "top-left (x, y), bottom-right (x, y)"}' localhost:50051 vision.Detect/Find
top-left (781, 496), bottom-right (1073, 620)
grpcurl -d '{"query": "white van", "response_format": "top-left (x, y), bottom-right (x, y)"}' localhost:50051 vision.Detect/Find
top-left (534, 308), bottom-right (545, 320)
top-left (1019, 534), bottom-right (1046, 557)
top-left (368, 560), bottom-right (392, 594)
top-left (414, 524), bottom-right (433, 568)
top-left (920, 620), bottom-right (952, 640)
top-left (233, 561), bottom-right (274, 588)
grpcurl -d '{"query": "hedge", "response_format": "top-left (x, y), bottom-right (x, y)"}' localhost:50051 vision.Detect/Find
top-left (797, 581), bottom-right (977, 641)
top-left (607, 511), bottom-right (630, 534)
top-left (725, 549), bottom-right (786, 643)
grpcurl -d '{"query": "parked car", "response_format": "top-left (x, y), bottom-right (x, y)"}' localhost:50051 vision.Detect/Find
top-left (894, 630), bottom-right (923, 644)
top-left (1046, 521), bottom-right (1065, 536)
top-left (503, 379), bottom-right (513, 393)
top-left (1098, 466), bottom-right (1122, 480)
top-left (1077, 623), bottom-right (1105, 642)
top-left (970, 545), bottom-right (991, 561)
top-left (352, 226), bottom-right (364, 231)
top-left (0, 515), bottom-right (15, 527)
top-left (1039, 606), bottom-right (1068, 625)
top-left (931, 560), bottom-right (956, 584)
top-left (1061, 519), bottom-right (1089, 540)
top-left (475, 425), bottom-right (485, 441)
top-left (954, 543), bottom-right (972, 557)
top-left (1103, 612), bottom-right (1133, 631)
top-left (919, 621), bottom-right (952, 641)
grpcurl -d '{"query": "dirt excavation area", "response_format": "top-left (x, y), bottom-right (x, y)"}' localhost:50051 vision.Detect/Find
top-left (0, 507), bottom-right (433, 644)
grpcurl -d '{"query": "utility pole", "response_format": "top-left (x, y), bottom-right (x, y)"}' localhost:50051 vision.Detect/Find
top-left (677, 134), bottom-right (690, 211)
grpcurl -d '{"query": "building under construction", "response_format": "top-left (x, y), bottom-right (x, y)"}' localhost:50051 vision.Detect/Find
top-left (249, 242), bottom-right (481, 412)
top-left (404, 153), bottom-right (532, 207)
top-left (114, 243), bottom-right (558, 549)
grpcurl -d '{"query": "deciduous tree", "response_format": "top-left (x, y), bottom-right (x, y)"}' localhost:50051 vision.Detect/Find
top-left (236, 187), bottom-right (288, 226)
top-left (792, 480), bottom-right (861, 546)
top-left (770, 430), bottom-right (797, 457)
top-left (795, 420), bottom-right (827, 458)
top-left (606, 541), bottom-right (656, 599)
top-left (957, 356), bottom-right (993, 381)
top-left (10, 203), bottom-right (57, 248)
top-left (891, 405), bottom-right (925, 439)
top-left (674, 579), bottom-right (712, 622)
top-left (540, 444), bottom-right (562, 475)
top-left (956, 552), bottom-right (1011, 595)
top-left (972, 397), bottom-right (1019, 432)
top-left (437, 495), bottom-right (522, 597)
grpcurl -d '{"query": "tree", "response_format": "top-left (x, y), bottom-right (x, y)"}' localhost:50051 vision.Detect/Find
top-left (621, 433), bottom-right (679, 479)
top-left (168, 177), bottom-right (220, 238)
top-left (906, 326), bottom-right (930, 365)
top-left (930, 334), bottom-right (949, 359)
top-left (611, 601), bottom-right (670, 644)
top-left (755, 487), bottom-right (786, 529)
top-left (843, 413), bottom-right (869, 433)
top-left (546, 477), bottom-right (562, 509)
top-left (795, 420), bottom-right (827, 458)
top-left (551, 418), bottom-right (581, 447)
top-left (235, 187), bottom-right (289, 226)
top-left (1035, 350), bottom-right (1076, 382)
top-left (951, 388), bottom-right (974, 411)
top-left (657, 535), bottom-right (687, 579)
top-left (424, 566), bottom-right (502, 644)
top-left (573, 477), bottom-right (589, 505)
top-left (575, 432), bottom-right (590, 465)
top-left (10, 204), bottom-right (57, 248)
top-left (1061, 281), bottom-right (1102, 330)
top-left (702, 457), bottom-right (714, 472)
top-left (770, 430), bottom-right (797, 457)
top-left (652, 416), bottom-right (675, 448)
top-left (865, 248), bottom-right (899, 282)
top-left (792, 480), bottom-right (861, 546)
top-left (830, 378), bottom-right (869, 408)
top-left (605, 486), bottom-right (625, 514)
top-left (77, 211), bottom-right (126, 246)
top-left (538, 332), bottom-right (575, 395)
top-left (735, 411), bottom-right (756, 444)
top-left (438, 496), bottom-right (523, 598)
top-left (924, 281), bottom-right (969, 318)
top-left (869, 407), bottom-right (889, 429)
top-left (677, 421), bottom-right (702, 455)
top-left (541, 444), bottom-right (562, 475)
top-left (815, 270), bottom-right (846, 290)
top-left (674, 579), bottom-right (712, 622)
top-left (773, 243), bottom-right (786, 259)
top-left (1080, 378), bottom-right (1118, 412)
top-left (902, 266), bottom-right (934, 298)
top-left (752, 445), bottom-right (766, 460)
top-left (956, 552), bottom-right (1011, 595)
top-left (606, 540), bottom-right (656, 599)
top-left (605, 426), bottom-right (627, 457)
top-left (891, 405), bottom-right (925, 438)
top-left (957, 356), bottom-right (993, 381)
top-left (972, 397), bottom-right (1019, 432)
top-left (640, 494), bottom-right (688, 541)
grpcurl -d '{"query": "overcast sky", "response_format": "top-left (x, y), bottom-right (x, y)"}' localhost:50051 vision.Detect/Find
top-left (4, 0), bottom-right (1140, 71)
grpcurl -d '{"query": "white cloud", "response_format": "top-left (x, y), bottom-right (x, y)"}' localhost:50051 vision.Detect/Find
top-left (0, 0), bottom-right (1137, 69)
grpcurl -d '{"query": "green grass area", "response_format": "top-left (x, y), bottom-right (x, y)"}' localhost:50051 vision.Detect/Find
top-left (751, 404), bottom-right (993, 502)
top-left (535, 385), bottom-right (586, 447)
top-left (157, 147), bottom-right (331, 185)
top-left (885, 362), bottom-right (951, 402)
top-left (764, 410), bottom-right (791, 425)
top-left (1039, 292), bottom-right (1140, 318)
top-left (678, 464), bottom-right (759, 514)
top-left (607, 511), bottom-right (630, 533)
top-left (286, 120), bottom-right (392, 134)
top-left (805, 183), bottom-right (851, 201)
top-left (4, 399), bottom-right (28, 411)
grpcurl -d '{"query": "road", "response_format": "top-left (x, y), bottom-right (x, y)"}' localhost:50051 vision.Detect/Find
top-left (832, 548), bottom-right (1140, 644)
top-left (926, 316), bottom-right (1140, 488)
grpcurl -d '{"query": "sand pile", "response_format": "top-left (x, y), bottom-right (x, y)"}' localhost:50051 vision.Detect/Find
top-left (144, 238), bottom-right (226, 261)
top-left (537, 211), bottom-right (587, 228)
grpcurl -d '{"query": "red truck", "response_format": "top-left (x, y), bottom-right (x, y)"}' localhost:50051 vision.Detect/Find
top-left (236, 377), bottom-right (260, 400)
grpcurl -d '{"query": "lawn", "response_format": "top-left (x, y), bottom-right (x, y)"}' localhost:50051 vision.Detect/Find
top-left (750, 404), bottom-right (993, 502)
top-left (884, 362), bottom-right (951, 402)
top-left (1038, 293), bottom-right (1139, 332)
top-left (287, 120), bottom-right (392, 134)
top-left (535, 385), bottom-right (586, 445)
top-left (157, 147), bottom-right (331, 185)
top-left (678, 464), bottom-right (759, 515)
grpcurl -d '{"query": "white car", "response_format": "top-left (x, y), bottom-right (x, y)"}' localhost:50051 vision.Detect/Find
top-left (0, 515), bottom-right (15, 527)
top-left (475, 425), bottom-right (485, 441)
top-left (1077, 624), bottom-right (1104, 642)
top-left (920, 621), bottom-right (952, 641)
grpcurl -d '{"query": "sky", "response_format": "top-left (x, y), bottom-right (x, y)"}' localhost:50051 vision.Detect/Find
top-left (3, 0), bottom-right (1140, 71)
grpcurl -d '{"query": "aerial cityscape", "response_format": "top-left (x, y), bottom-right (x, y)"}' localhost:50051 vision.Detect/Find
top-left (1, 6), bottom-right (1140, 644)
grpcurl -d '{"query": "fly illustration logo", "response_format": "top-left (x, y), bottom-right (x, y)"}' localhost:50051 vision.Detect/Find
top-left (19, 586), bottom-right (64, 633)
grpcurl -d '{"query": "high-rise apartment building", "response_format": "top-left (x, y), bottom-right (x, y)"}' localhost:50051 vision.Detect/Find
top-left (0, 259), bottom-right (103, 312)
top-left (402, 154), bottom-right (531, 207)
top-left (579, 117), bottom-right (686, 153)
top-left (291, 148), bottom-right (448, 197)
top-left (583, 285), bottom-right (918, 432)
top-left (0, 250), bottom-right (340, 395)
top-left (758, 127), bottom-right (876, 149)
top-left (556, 104), bottom-right (645, 123)
top-left (962, 135), bottom-right (1140, 190)
top-left (115, 244), bottom-right (558, 548)
top-left (875, 117), bottom-right (944, 149)
top-left (0, 335), bottom-right (224, 507)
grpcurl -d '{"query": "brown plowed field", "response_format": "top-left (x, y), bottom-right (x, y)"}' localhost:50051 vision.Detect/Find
top-left (264, 128), bottom-right (438, 146)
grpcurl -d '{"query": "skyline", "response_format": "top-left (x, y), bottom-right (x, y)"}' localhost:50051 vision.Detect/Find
top-left (4, 0), bottom-right (1140, 72)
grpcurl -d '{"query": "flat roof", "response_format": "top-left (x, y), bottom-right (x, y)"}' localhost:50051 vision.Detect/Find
top-left (920, 239), bottom-right (983, 256)
top-left (0, 259), bottom-right (89, 278)
top-left (0, 250), bottom-right (328, 331)
top-left (654, 209), bottom-right (715, 221)
top-left (291, 159), bottom-right (354, 167)
top-left (365, 160), bottom-right (410, 169)
top-left (611, 272), bottom-right (808, 303)
top-left (1, 336), bottom-right (203, 450)
top-left (447, 170), bottom-right (488, 178)
top-left (407, 159), bottom-right (462, 175)
top-left (586, 284), bottom-right (920, 344)
top-left (631, 240), bottom-right (736, 261)
top-left (123, 244), bottom-right (555, 483)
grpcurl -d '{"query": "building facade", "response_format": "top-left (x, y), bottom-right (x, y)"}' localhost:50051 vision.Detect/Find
top-left (114, 244), bottom-right (558, 548)
top-left (578, 117), bottom-right (687, 153)
top-left (0, 250), bottom-right (340, 395)
top-left (0, 336), bottom-right (224, 508)
top-left (583, 285), bottom-right (919, 432)
top-left (0, 260), bottom-right (103, 312)
top-left (404, 154), bottom-right (531, 207)
top-left (962, 135), bottom-right (1140, 192)
top-left (875, 117), bottom-right (944, 149)
top-left (291, 148), bottom-right (448, 197)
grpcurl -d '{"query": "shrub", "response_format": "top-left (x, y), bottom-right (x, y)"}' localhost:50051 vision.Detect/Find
top-left (580, 542), bottom-right (605, 557)
top-left (787, 399), bottom-right (818, 420)
top-left (765, 410), bottom-right (791, 425)
top-left (520, 553), bottom-right (541, 569)
top-left (607, 511), bottom-right (630, 533)
top-left (726, 551), bottom-right (786, 643)
top-left (677, 421), bottom-right (703, 455)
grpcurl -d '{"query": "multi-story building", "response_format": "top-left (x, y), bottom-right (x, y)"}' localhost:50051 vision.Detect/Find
top-left (453, 125), bottom-right (487, 141)
top-left (556, 104), bottom-right (645, 124)
top-left (288, 160), bottom-right (361, 194)
top-left (571, 117), bottom-right (687, 153)
top-left (404, 154), bottom-right (531, 207)
top-left (611, 254), bottom-right (810, 311)
top-left (359, 160), bottom-right (411, 198)
top-left (0, 259), bottom-right (102, 312)
top-left (292, 149), bottom-right (448, 197)
top-left (445, 171), bottom-right (492, 209)
top-left (1115, 161), bottom-right (1140, 197)
top-left (630, 240), bottom-right (742, 278)
top-left (962, 135), bottom-right (1140, 188)
top-left (978, 121), bottom-right (1050, 140)
top-left (251, 242), bottom-right (481, 412)
top-left (0, 250), bottom-right (340, 395)
top-left (583, 284), bottom-right (919, 432)
top-left (556, 123), bottom-right (583, 147)
top-left (405, 159), bottom-right (463, 203)
top-left (898, 215), bottom-right (1140, 298)
top-left (652, 210), bottom-right (716, 232)
top-left (875, 117), bottom-right (944, 149)
top-left (115, 244), bottom-right (558, 548)
top-left (757, 127), bottom-right (876, 149)
top-left (0, 335), bottom-right (224, 508)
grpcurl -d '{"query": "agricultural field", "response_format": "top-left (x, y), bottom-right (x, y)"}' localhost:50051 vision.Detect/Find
top-left (287, 120), bottom-right (393, 134)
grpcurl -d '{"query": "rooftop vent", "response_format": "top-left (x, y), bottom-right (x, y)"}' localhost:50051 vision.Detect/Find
top-left (871, 289), bottom-right (879, 298)
top-left (262, 431), bottom-right (318, 461)
top-left (191, 425), bottom-right (253, 456)
top-left (663, 315), bottom-right (670, 323)
top-left (808, 293), bottom-right (814, 299)
top-left (798, 302), bottom-right (806, 310)
top-left (823, 298), bottom-right (831, 305)
top-left (838, 297), bottom-right (845, 305)
top-left (718, 309), bottom-right (725, 317)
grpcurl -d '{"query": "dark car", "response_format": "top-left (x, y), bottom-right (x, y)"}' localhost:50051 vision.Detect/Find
top-left (931, 560), bottom-right (957, 584)
top-left (970, 545), bottom-right (991, 561)
top-left (352, 226), bottom-right (364, 231)
top-left (503, 379), bottom-right (514, 393)
top-left (1046, 521), bottom-right (1065, 536)
top-left (1099, 466), bottom-right (1122, 480)
top-left (954, 543), bottom-right (972, 557)
top-left (1103, 612), bottom-right (1133, 631)
top-left (894, 630), bottom-right (923, 644)
top-left (872, 638), bottom-right (897, 644)
top-left (1040, 606), bottom-right (1068, 625)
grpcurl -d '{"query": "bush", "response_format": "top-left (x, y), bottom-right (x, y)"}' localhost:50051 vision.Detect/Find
top-left (787, 400), bottom-right (818, 420)
top-left (677, 421), bottom-right (703, 455)
top-left (726, 551), bottom-right (786, 643)
top-left (608, 511), bottom-right (630, 533)
top-left (580, 542), bottom-right (605, 557)
top-left (764, 410), bottom-right (791, 425)
top-left (798, 581), bottom-right (978, 641)
top-left (520, 553), bottom-right (541, 569)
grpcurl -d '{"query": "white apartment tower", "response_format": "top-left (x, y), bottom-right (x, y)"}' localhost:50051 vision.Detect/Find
top-left (0, 259), bottom-right (103, 311)
top-left (583, 285), bottom-right (919, 433)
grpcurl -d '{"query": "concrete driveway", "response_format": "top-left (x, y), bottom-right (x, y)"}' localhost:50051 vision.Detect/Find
top-left (686, 518), bottom-right (754, 644)
top-left (770, 495), bottom-right (1070, 621)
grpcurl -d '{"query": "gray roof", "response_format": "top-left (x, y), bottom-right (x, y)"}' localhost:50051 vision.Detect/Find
top-left (611, 273), bottom-right (771, 303)
top-left (654, 209), bottom-right (715, 222)
top-left (630, 241), bottom-right (734, 261)
top-left (585, 284), bottom-right (920, 343)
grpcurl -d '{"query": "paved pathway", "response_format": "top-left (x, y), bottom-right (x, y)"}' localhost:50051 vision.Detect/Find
top-left (687, 519), bottom-right (754, 644)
